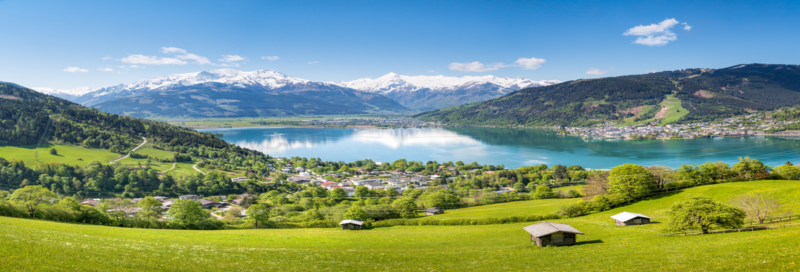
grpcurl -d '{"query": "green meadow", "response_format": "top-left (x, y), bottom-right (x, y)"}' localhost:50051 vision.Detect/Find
top-left (0, 143), bottom-right (121, 167)
top-left (2, 180), bottom-right (800, 271)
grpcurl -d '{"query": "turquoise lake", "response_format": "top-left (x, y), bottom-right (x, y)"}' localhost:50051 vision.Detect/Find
top-left (199, 127), bottom-right (800, 169)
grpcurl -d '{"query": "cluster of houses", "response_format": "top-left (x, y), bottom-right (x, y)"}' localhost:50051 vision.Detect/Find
top-left (565, 110), bottom-right (800, 140)
top-left (77, 193), bottom-right (257, 217)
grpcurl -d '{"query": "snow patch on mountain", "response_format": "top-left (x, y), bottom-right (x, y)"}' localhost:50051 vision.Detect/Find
top-left (32, 86), bottom-right (98, 96)
top-left (330, 73), bottom-right (561, 94)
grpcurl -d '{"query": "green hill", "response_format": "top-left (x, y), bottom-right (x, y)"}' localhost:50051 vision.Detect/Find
top-left (0, 81), bottom-right (273, 196)
top-left (2, 179), bottom-right (799, 271)
top-left (415, 64), bottom-right (800, 126)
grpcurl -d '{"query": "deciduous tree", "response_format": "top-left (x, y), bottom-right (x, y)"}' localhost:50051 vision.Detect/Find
top-left (10, 186), bottom-right (56, 217)
top-left (666, 197), bottom-right (745, 234)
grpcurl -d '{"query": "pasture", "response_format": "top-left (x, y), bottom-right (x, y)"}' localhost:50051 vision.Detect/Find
top-left (1, 180), bottom-right (800, 271)
top-left (0, 143), bottom-right (121, 167)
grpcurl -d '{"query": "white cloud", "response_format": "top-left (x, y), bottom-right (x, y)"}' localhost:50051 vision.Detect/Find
top-left (161, 47), bottom-right (187, 54)
top-left (262, 56), bottom-right (280, 61)
top-left (120, 47), bottom-right (210, 65)
top-left (682, 23), bottom-right (692, 31)
top-left (449, 61), bottom-right (508, 72)
top-left (308, 61), bottom-right (319, 64)
top-left (99, 68), bottom-right (114, 72)
top-left (118, 66), bottom-right (126, 68)
top-left (129, 65), bottom-right (140, 68)
top-left (585, 68), bottom-right (608, 75)
top-left (624, 18), bottom-right (690, 46)
top-left (427, 70), bottom-right (435, 73)
top-left (121, 54), bottom-right (187, 65)
top-left (176, 53), bottom-right (210, 65)
top-left (64, 67), bottom-right (88, 72)
top-left (219, 55), bottom-right (246, 63)
top-left (102, 56), bottom-right (112, 60)
top-left (514, 57), bottom-right (546, 70)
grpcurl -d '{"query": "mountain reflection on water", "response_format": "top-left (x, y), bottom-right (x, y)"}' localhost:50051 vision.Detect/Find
top-left (199, 127), bottom-right (800, 169)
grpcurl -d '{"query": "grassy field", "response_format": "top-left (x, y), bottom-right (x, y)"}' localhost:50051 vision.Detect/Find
top-left (0, 143), bottom-right (122, 167)
top-left (425, 198), bottom-right (576, 219)
top-left (2, 180), bottom-right (800, 271)
top-left (131, 143), bottom-right (177, 160)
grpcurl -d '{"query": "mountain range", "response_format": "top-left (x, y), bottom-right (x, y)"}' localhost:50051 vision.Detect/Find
top-left (33, 69), bottom-right (558, 117)
top-left (415, 64), bottom-right (800, 126)
top-left (332, 73), bottom-right (560, 111)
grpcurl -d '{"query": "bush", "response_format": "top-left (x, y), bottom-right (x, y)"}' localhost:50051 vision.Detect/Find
top-left (371, 214), bottom-right (560, 227)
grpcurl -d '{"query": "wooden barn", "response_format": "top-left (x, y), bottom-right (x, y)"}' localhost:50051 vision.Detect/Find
top-left (424, 208), bottom-right (443, 216)
top-left (339, 219), bottom-right (365, 230)
top-left (611, 212), bottom-right (651, 226)
top-left (523, 221), bottom-right (584, 247)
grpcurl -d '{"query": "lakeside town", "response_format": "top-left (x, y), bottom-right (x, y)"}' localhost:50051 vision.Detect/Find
top-left (565, 113), bottom-right (800, 140)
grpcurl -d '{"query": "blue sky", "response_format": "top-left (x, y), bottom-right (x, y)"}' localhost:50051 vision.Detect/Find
top-left (1, 0), bottom-right (799, 90)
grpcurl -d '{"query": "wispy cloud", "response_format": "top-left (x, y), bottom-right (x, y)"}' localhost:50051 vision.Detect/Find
top-left (427, 70), bottom-right (435, 73)
top-left (220, 55), bottom-right (245, 63)
top-left (514, 57), bottom-right (546, 70)
top-left (120, 47), bottom-right (210, 65)
top-left (449, 61), bottom-right (508, 72)
top-left (262, 56), bottom-right (280, 61)
top-left (102, 56), bottom-right (112, 60)
top-left (624, 18), bottom-right (691, 46)
top-left (308, 61), bottom-right (319, 64)
top-left (99, 68), bottom-right (114, 72)
top-left (586, 68), bottom-right (609, 75)
top-left (64, 67), bottom-right (88, 72)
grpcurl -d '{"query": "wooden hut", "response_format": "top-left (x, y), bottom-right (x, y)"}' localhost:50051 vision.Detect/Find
top-left (523, 221), bottom-right (584, 247)
top-left (611, 212), bottom-right (651, 226)
top-left (424, 208), bottom-right (443, 216)
top-left (339, 219), bottom-right (365, 230)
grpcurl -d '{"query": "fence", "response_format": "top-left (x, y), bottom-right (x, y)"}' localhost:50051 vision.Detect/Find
top-left (659, 214), bottom-right (800, 237)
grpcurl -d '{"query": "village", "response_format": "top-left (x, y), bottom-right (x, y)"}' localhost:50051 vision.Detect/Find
top-left (564, 113), bottom-right (800, 140)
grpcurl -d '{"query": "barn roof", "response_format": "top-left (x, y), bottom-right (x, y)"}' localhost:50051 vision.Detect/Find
top-left (424, 208), bottom-right (441, 212)
top-left (523, 221), bottom-right (584, 237)
top-left (611, 212), bottom-right (651, 222)
top-left (339, 219), bottom-right (364, 226)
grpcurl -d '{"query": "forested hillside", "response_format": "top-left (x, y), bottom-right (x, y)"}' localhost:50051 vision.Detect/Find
top-left (415, 64), bottom-right (800, 126)
top-left (0, 82), bottom-right (274, 196)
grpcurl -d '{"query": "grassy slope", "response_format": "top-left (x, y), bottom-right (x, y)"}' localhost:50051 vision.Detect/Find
top-left (424, 198), bottom-right (575, 219)
top-left (620, 94), bottom-right (690, 126)
top-left (2, 180), bottom-right (800, 271)
top-left (0, 143), bottom-right (121, 167)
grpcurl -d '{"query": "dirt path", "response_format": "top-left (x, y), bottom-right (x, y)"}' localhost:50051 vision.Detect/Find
top-left (192, 162), bottom-right (206, 175)
top-left (110, 137), bottom-right (147, 164)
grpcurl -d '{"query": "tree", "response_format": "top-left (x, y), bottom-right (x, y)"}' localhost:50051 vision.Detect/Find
top-left (57, 196), bottom-right (80, 211)
top-left (166, 199), bottom-right (208, 227)
top-left (136, 196), bottom-right (162, 212)
top-left (646, 165), bottom-right (674, 190)
top-left (666, 197), bottom-right (745, 234)
top-left (532, 185), bottom-right (555, 199)
top-left (773, 164), bottom-right (800, 180)
top-left (354, 186), bottom-right (369, 198)
top-left (732, 157), bottom-right (768, 181)
top-left (607, 164), bottom-right (656, 201)
top-left (583, 171), bottom-right (610, 197)
top-left (422, 191), bottom-right (460, 209)
top-left (246, 204), bottom-right (270, 228)
top-left (331, 187), bottom-right (347, 199)
top-left (392, 198), bottom-right (417, 219)
top-left (513, 182), bottom-right (527, 193)
top-left (49, 148), bottom-right (57, 155)
top-left (730, 193), bottom-right (786, 224)
top-left (343, 206), bottom-right (367, 220)
top-left (10, 186), bottom-right (56, 217)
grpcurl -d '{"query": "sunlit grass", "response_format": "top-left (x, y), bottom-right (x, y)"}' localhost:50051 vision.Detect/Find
top-left (2, 180), bottom-right (800, 271)
top-left (0, 143), bottom-right (121, 167)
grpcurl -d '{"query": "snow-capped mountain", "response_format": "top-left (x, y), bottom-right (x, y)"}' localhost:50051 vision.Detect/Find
top-left (330, 73), bottom-right (561, 110)
top-left (31, 86), bottom-right (98, 101)
top-left (41, 69), bottom-right (408, 118)
top-left (72, 69), bottom-right (322, 106)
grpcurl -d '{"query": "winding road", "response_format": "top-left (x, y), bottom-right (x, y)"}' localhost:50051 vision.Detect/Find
top-left (110, 137), bottom-right (147, 164)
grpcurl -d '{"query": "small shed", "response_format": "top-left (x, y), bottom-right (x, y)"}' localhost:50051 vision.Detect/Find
top-left (424, 208), bottom-right (443, 216)
top-left (339, 219), bottom-right (365, 230)
top-left (611, 212), bottom-right (651, 226)
top-left (523, 221), bottom-right (584, 247)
